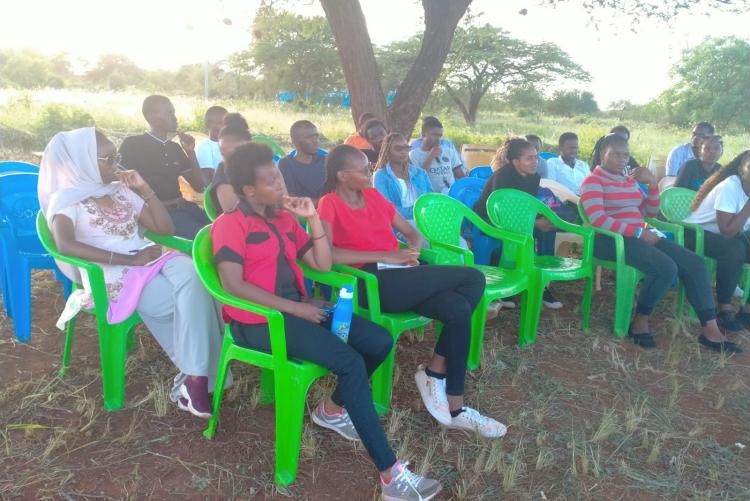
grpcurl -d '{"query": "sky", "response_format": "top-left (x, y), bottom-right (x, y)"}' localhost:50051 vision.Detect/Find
top-left (1, 0), bottom-right (749, 107)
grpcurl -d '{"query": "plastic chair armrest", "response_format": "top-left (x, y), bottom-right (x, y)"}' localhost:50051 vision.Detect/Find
top-left (332, 264), bottom-right (383, 318)
top-left (645, 217), bottom-right (684, 246)
top-left (145, 231), bottom-right (193, 255)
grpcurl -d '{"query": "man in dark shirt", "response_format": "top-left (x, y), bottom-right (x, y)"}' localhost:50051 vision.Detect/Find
top-left (119, 95), bottom-right (209, 239)
top-left (279, 120), bottom-right (327, 204)
top-left (360, 119), bottom-right (387, 164)
top-left (674, 134), bottom-right (723, 191)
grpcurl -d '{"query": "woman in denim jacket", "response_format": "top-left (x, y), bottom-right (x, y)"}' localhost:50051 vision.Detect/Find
top-left (373, 133), bottom-right (433, 223)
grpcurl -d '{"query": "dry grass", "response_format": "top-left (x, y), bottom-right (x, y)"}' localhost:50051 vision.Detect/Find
top-left (2, 270), bottom-right (750, 500)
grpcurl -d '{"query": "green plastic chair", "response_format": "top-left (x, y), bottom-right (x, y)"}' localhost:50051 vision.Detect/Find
top-left (252, 133), bottom-right (286, 157)
top-left (331, 261), bottom-right (432, 416)
top-left (192, 226), bottom-right (357, 486)
top-left (203, 187), bottom-right (219, 221)
top-left (413, 193), bottom-right (536, 360)
top-left (577, 199), bottom-right (685, 337)
top-left (486, 189), bottom-right (594, 337)
top-left (36, 212), bottom-right (193, 410)
top-left (661, 187), bottom-right (750, 304)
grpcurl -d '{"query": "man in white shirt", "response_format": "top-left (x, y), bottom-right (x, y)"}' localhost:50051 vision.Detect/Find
top-left (410, 116), bottom-right (465, 172)
top-left (195, 105), bottom-right (227, 182)
top-left (546, 132), bottom-right (590, 195)
top-left (666, 122), bottom-right (715, 177)
top-left (409, 116), bottom-right (465, 194)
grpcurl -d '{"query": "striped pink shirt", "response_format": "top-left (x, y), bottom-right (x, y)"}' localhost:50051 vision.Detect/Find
top-left (580, 167), bottom-right (660, 237)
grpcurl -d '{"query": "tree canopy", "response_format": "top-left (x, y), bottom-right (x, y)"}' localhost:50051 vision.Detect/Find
top-left (440, 24), bottom-right (589, 124)
top-left (659, 37), bottom-right (750, 130)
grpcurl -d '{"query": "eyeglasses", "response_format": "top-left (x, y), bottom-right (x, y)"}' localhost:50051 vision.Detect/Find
top-left (392, 145), bottom-right (411, 153)
top-left (97, 153), bottom-right (122, 166)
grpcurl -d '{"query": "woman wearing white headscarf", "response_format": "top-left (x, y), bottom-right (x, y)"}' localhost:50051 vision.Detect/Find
top-left (39, 127), bottom-right (228, 418)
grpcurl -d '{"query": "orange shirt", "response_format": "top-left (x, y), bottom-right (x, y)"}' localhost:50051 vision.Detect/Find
top-left (344, 133), bottom-right (371, 150)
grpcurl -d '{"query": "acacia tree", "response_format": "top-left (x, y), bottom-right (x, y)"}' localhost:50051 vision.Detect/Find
top-left (320, 0), bottom-right (750, 137)
top-left (441, 25), bottom-right (588, 124)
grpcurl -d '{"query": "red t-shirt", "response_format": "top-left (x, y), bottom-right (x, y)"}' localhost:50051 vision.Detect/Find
top-left (318, 188), bottom-right (399, 267)
top-left (211, 201), bottom-right (312, 324)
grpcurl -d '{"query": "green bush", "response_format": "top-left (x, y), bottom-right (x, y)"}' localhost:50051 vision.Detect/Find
top-left (34, 104), bottom-right (95, 144)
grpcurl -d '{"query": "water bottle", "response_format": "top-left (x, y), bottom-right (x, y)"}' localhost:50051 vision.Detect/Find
top-left (330, 285), bottom-right (354, 342)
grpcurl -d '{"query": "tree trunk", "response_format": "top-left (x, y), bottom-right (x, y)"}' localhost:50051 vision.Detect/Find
top-left (321, 0), bottom-right (471, 136)
top-left (320, 0), bottom-right (388, 128)
top-left (444, 85), bottom-right (474, 125)
top-left (388, 0), bottom-right (472, 137)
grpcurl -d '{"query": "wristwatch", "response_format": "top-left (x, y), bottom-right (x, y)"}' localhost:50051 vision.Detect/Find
top-left (633, 227), bottom-right (643, 239)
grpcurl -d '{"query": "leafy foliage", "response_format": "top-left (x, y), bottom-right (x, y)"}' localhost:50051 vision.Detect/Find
top-left (231, 5), bottom-right (343, 100)
top-left (658, 37), bottom-right (750, 130)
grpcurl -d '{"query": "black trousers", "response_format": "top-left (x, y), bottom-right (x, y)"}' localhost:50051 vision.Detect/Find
top-left (685, 229), bottom-right (749, 305)
top-left (363, 265), bottom-right (485, 396)
top-left (231, 314), bottom-right (396, 471)
top-left (594, 235), bottom-right (716, 325)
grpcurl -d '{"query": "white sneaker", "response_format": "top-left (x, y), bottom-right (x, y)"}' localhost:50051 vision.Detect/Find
top-left (500, 299), bottom-right (516, 309)
top-left (414, 365), bottom-right (451, 425)
top-left (448, 407), bottom-right (507, 438)
top-left (734, 286), bottom-right (744, 298)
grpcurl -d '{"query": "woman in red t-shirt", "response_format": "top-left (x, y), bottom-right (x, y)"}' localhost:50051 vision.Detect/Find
top-left (212, 143), bottom-right (441, 499)
top-left (318, 145), bottom-right (507, 438)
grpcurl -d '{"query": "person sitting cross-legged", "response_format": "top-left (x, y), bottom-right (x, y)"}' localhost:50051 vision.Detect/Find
top-left (580, 133), bottom-right (741, 353)
top-left (212, 142), bottom-right (442, 501)
top-left (39, 127), bottom-right (229, 418)
top-left (319, 144), bottom-right (508, 438)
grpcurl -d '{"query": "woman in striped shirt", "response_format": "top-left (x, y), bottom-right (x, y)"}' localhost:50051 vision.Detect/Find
top-left (580, 134), bottom-right (740, 353)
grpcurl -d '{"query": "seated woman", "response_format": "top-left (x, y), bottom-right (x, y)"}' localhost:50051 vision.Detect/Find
top-left (580, 133), bottom-right (741, 353)
top-left (210, 113), bottom-right (253, 214)
top-left (675, 135), bottom-right (723, 190)
top-left (474, 137), bottom-right (563, 309)
top-left (212, 143), bottom-right (441, 501)
top-left (373, 132), bottom-right (433, 226)
top-left (684, 150), bottom-right (750, 330)
top-left (39, 127), bottom-right (227, 418)
top-left (590, 125), bottom-right (640, 175)
top-left (318, 144), bottom-right (507, 438)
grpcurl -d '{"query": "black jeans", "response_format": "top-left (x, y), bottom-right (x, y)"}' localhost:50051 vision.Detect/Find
top-left (594, 235), bottom-right (716, 325)
top-left (685, 229), bottom-right (749, 305)
top-left (363, 265), bottom-right (485, 396)
top-left (230, 314), bottom-right (396, 471)
top-left (168, 201), bottom-right (210, 239)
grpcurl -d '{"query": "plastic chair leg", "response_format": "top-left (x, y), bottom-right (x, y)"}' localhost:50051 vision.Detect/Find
top-left (8, 260), bottom-right (32, 342)
top-left (613, 268), bottom-right (638, 338)
top-left (371, 342), bottom-right (396, 417)
top-left (98, 323), bottom-right (129, 411)
top-left (467, 296), bottom-right (489, 370)
top-left (260, 368), bottom-right (276, 405)
top-left (1, 266), bottom-right (11, 317)
top-left (518, 283), bottom-right (544, 346)
top-left (204, 336), bottom-right (233, 439)
top-left (581, 276), bottom-right (593, 333)
top-left (59, 315), bottom-right (77, 377)
top-left (274, 376), bottom-right (308, 486)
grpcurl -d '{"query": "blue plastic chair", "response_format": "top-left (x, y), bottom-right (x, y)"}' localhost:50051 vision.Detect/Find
top-left (539, 151), bottom-right (556, 160)
top-left (0, 161), bottom-right (39, 174)
top-left (0, 172), bottom-right (71, 341)
top-left (0, 162), bottom-right (40, 314)
top-left (288, 148), bottom-right (328, 158)
top-left (447, 177), bottom-right (500, 265)
top-left (469, 166), bottom-right (492, 179)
